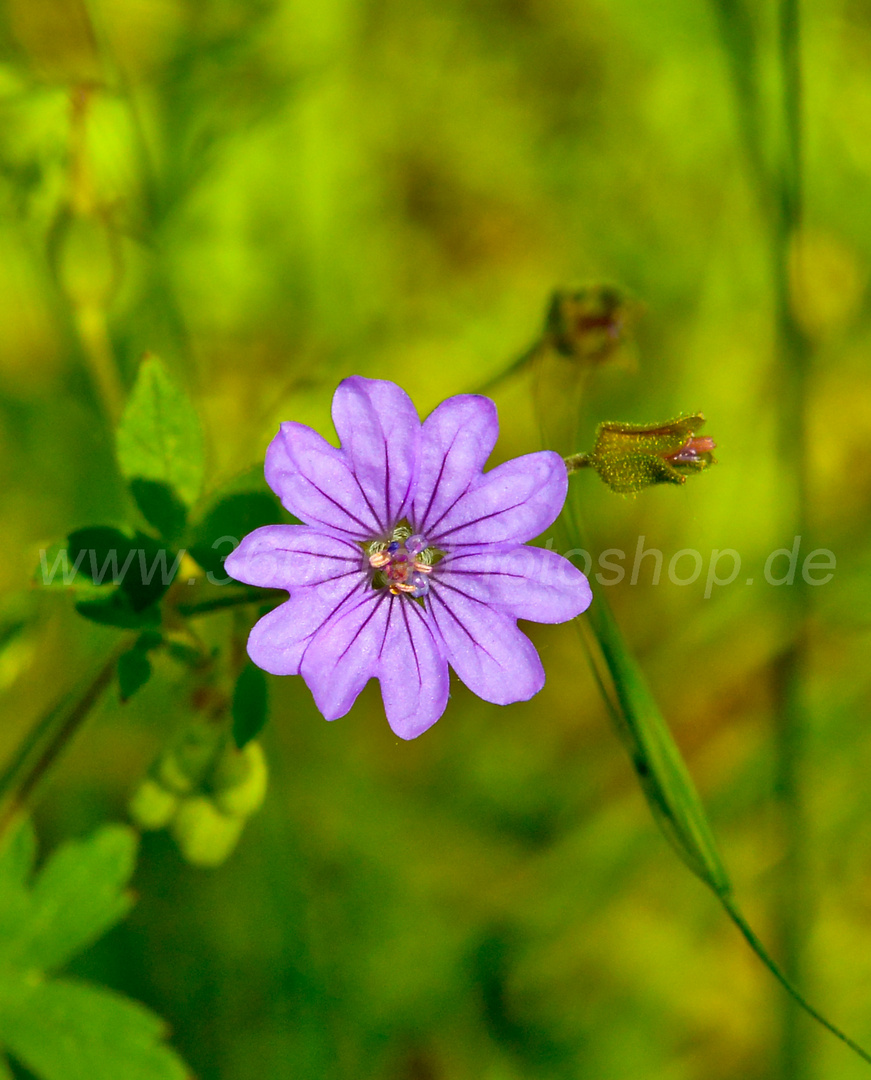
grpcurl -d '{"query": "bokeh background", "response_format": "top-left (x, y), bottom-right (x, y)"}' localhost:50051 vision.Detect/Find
top-left (2, 0), bottom-right (871, 1077)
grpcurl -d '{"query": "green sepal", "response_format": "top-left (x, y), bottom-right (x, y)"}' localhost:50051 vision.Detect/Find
top-left (188, 491), bottom-right (285, 576)
top-left (116, 354), bottom-right (204, 507)
top-left (231, 664), bottom-right (269, 749)
top-left (128, 478), bottom-right (188, 543)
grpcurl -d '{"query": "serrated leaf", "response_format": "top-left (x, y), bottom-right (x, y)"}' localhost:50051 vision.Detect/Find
top-left (0, 824), bottom-right (136, 974)
top-left (116, 355), bottom-right (204, 507)
top-left (0, 821), bottom-right (189, 1080)
top-left (1, 979), bottom-right (187, 1080)
top-left (118, 649), bottom-right (152, 702)
top-left (188, 491), bottom-right (285, 576)
top-left (129, 479), bottom-right (188, 543)
top-left (232, 664), bottom-right (269, 749)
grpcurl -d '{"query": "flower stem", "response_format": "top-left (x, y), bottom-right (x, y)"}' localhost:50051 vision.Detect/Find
top-left (563, 453), bottom-right (592, 474)
top-left (0, 646), bottom-right (124, 842)
top-left (771, 2), bottom-right (813, 1073)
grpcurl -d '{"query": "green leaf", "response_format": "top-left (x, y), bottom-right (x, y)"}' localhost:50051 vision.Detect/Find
top-left (188, 491), bottom-right (285, 576)
top-left (232, 664), bottom-right (269, 749)
top-left (135, 630), bottom-right (164, 652)
top-left (0, 821), bottom-right (188, 1080)
top-left (75, 592), bottom-right (161, 630)
top-left (116, 355), bottom-right (204, 507)
top-left (120, 533), bottom-right (181, 613)
top-left (68, 528), bottom-right (135, 586)
top-left (118, 649), bottom-right (152, 702)
top-left (581, 588), bottom-right (730, 894)
top-left (67, 526), bottom-right (181, 624)
top-left (0, 824), bottom-right (135, 973)
top-left (1, 980), bottom-right (187, 1080)
top-left (129, 478), bottom-right (188, 543)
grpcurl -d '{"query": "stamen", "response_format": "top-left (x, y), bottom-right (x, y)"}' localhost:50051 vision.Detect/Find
top-left (367, 528), bottom-right (435, 600)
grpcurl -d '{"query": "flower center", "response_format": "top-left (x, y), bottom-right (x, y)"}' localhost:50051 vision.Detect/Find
top-left (367, 527), bottom-right (434, 598)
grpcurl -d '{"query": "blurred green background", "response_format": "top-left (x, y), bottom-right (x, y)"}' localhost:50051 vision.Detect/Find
top-left (2, 0), bottom-right (871, 1077)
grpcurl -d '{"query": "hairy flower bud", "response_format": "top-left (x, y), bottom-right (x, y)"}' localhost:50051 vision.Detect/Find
top-left (568, 414), bottom-right (716, 494)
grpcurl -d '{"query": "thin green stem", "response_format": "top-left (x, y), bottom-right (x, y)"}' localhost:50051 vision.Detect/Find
top-left (0, 647), bottom-right (124, 842)
top-left (772, 2), bottom-right (812, 1073)
top-left (720, 895), bottom-right (871, 1067)
top-left (176, 587), bottom-right (285, 618)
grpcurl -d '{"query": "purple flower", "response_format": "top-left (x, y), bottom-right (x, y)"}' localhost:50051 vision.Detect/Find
top-left (224, 377), bottom-right (592, 739)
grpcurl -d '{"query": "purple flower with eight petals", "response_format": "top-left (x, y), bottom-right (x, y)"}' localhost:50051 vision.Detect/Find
top-left (224, 377), bottom-right (592, 739)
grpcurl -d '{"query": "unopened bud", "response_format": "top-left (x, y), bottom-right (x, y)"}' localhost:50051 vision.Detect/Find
top-left (128, 778), bottom-right (179, 831)
top-left (211, 741), bottom-right (268, 819)
top-left (544, 285), bottom-right (639, 363)
top-left (570, 414), bottom-right (716, 494)
top-left (171, 796), bottom-right (245, 868)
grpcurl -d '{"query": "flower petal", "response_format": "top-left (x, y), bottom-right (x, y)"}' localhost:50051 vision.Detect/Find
top-left (331, 376), bottom-right (420, 532)
top-left (377, 598), bottom-right (449, 739)
top-left (427, 582), bottom-right (545, 704)
top-left (425, 450), bottom-right (568, 548)
top-left (246, 587), bottom-right (350, 676)
top-left (265, 421), bottom-right (381, 539)
top-left (412, 394), bottom-right (498, 537)
top-left (300, 585), bottom-right (390, 720)
top-left (224, 525), bottom-right (365, 592)
top-left (438, 545), bottom-right (592, 623)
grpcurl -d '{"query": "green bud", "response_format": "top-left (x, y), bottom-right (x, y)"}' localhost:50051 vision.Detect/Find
top-left (171, 796), bottom-right (245, 868)
top-left (569, 414), bottom-right (716, 494)
top-left (212, 741), bottom-right (268, 819)
top-left (128, 778), bottom-right (179, 831)
top-left (544, 285), bottom-right (639, 363)
top-left (155, 722), bottom-right (223, 794)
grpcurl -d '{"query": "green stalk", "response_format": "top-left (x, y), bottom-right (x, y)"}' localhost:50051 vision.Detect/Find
top-left (710, 0), bottom-right (813, 1070)
top-left (0, 647), bottom-right (123, 842)
top-left (771, 2), bottom-right (812, 1073)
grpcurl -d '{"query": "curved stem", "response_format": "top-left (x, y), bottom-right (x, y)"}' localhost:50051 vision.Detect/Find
top-left (720, 895), bottom-right (871, 1067)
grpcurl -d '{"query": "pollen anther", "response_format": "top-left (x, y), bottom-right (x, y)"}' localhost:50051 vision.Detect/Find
top-left (368, 529), bottom-right (434, 599)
